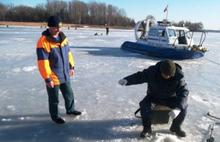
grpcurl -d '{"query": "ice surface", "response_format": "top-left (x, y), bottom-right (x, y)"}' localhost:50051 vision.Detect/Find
top-left (0, 26), bottom-right (220, 142)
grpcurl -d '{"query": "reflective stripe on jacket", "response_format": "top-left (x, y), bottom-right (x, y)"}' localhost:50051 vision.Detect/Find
top-left (36, 29), bottom-right (74, 85)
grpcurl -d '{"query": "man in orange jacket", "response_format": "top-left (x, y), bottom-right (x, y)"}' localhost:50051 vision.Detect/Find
top-left (36, 16), bottom-right (81, 124)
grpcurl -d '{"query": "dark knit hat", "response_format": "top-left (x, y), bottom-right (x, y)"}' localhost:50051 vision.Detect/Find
top-left (160, 59), bottom-right (176, 76)
top-left (47, 16), bottom-right (62, 27)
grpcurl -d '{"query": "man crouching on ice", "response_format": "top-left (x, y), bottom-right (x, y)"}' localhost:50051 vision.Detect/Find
top-left (118, 60), bottom-right (188, 138)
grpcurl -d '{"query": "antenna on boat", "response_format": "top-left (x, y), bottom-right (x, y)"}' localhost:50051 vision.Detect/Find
top-left (163, 5), bottom-right (168, 21)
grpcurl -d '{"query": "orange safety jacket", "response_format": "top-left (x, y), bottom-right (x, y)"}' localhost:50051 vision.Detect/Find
top-left (36, 29), bottom-right (74, 85)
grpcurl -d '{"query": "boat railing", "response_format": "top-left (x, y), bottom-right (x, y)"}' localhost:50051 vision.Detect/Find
top-left (172, 36), bottom-right (189, 48)
top-left (188, 31), bottom-right (208, 52)
top-left (172, 37), bottom-right (178, 47)
top-left (171, 31), bottom-right (207, 52)
top-left (187, 31), bottom-right (206, 47)
top-left (199, 31), bottom-right (206, 47)
top-left (187, 31), bottom-right (194, 47)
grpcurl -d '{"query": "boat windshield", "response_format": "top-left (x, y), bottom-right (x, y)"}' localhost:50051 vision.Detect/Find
top-left (167, 29), bottom-right (176, 37)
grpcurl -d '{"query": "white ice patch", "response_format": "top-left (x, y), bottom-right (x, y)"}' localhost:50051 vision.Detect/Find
top-left (0, 40), bottom-right (9, 44)
top-left (95, 90), bottom-right (107, 102)
top-left (22, 66), bottom-right (37, 72)
top-left (5, 53), bottom-right (27, 57)
top-left (1, 118), bottom-right (12, 122)
top-left (113, 125), bottom-right (138, 132)
top-left (18, 116), bottom-right (31, 120)
top-left (58, 105), bottom-right (65, 110)
top-left (153, 133), bottom-right (184, 142)
top-left (0, 90), bottom-right (8, 96)
top-left (191, 95), bottom-right (210, 105)
top-left (12, 67), bottom-right (21, 73)
top-left (81, 109), bottom-right (87, 116)
top-left (12, 66), bottom-right (37, 73)
top-left (76, 109), bottom-right (88, 120)
top-left (129, 60), bottom-right (156, 69)
top-left (197, 116), bottom-right (214, 132)
top-left (127, 100), bottom-right (136, 106)
top-left (112, 118), bottom-right (138, 132)
top-left (78, 48), bottom-right (100, 51)
top-left (6, 105), bottom-right (16, 111)
top-left (13, 37), bottom-right (26, 41)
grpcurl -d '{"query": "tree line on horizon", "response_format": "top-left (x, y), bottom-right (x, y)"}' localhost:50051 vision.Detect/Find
top-left (173, 21), bottom-right (204, 31)
top-left (0, 0), bottom-right (204, 30)
top-left (146, 15), bottom-right (204, 31)
top-left (0, 0), bottom-right (135, 27)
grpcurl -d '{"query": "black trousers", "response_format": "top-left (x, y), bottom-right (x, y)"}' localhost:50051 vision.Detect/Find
top-left (139, 95), bottom-right (187, 128)
top-left (46, 81), bottom-right (75, 119)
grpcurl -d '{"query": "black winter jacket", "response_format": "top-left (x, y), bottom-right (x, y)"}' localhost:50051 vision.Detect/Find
top-left (124, 61), bottom-right (189, 110)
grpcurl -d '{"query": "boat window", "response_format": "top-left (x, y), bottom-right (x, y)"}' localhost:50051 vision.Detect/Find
top-left (159, 30), bottom-right (166, 37)
top-left (179, 30), bottom-right (185, 37)
top-left (167, 29), bottom-right (176, 37)
top-left (186, 32), bottom-right (192, 39)
top-left (148, 29), bottom-right (158, 37)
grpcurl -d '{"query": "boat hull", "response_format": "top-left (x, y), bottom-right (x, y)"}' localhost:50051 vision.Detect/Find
top-left (121, 41), bottom-right (204, 60)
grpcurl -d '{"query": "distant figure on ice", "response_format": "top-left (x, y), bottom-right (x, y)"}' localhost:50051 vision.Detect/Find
top-left (105, 24), bottom-right (109, 35)
top-left (94, 32), bottom-right (103, 36)
top-left (36, 16), bottom-right (81, 124)
top-left (119, 60), bottom-right (188, 138)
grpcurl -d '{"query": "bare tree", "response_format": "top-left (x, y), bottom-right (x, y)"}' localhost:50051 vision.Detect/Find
top-left (0, 3), bottom-right (7, 20)
top-left (173, 21), bottom-right (204, 31)
top-left (34, 4), bottom-right (48, 22)
top-left (46, 0), bottom-right (68, 21)
top-left (88, 2), bottom-right (98, 24)
top-left (69, 0), bottom-right (88, 24)
top-left (0, 0), bottom-right (137, 27)
top-left (5, 5), bottom-right (35, 22)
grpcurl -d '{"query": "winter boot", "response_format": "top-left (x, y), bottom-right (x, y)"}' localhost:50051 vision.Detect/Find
top-left (140, 126), bottom-right (152, 138)
top-left (52, 117), bottom-right (65, 124)
top-left (66, 110), bottom-right (82, 115)
top-left (170, 125), bottom-right (186, 137)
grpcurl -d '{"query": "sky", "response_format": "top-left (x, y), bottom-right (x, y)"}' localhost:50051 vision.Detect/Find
top-left (1, 0), bottom-right (220, 30)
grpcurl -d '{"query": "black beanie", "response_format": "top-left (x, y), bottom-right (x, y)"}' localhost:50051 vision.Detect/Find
top-left (160, 59), bottom-right (176, 76)
top-left (47, 16), bottom-right (62, 27)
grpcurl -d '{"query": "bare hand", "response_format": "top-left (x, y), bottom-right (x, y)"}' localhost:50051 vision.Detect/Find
top-left (46, 81), bottom-right (54, 88)
top-left (118, 79), bottom-right (127, 86)
top-left (69, 69), bottom-right (74, 77)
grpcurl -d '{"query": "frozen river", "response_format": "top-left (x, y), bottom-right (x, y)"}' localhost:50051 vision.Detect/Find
top-left (0, 26), bottom-right (220, 142)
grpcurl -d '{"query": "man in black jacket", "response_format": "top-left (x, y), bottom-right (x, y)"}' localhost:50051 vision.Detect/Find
top-left (118, 60), bottom-right (188, 138)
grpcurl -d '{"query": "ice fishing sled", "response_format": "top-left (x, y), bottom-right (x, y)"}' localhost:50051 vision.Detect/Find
top-left (135, 104), bottom-right (172, 124)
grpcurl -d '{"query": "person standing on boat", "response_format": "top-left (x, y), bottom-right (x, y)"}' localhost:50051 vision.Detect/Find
top-left (140, 21), bottom-right (146, 39)
top-left (118, 60), bottom-right (188, 138)
top-left (36, 16), bottom-right (81, 124)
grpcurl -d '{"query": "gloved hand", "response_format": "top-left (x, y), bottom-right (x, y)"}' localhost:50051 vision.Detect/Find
top-left (169, 108), bottom-right (180, 119)
top-left (118, 79), bottom-right (128, 86)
